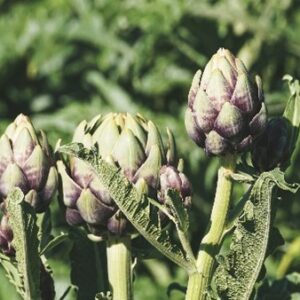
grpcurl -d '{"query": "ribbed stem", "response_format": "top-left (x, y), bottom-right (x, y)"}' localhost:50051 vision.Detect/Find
top-left (186, 154), bottom-right (236, 300)
top-left (106, 236), bottom-right (133, 300)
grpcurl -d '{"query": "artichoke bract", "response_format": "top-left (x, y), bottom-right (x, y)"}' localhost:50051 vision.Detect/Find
top-left (0, 114), bottom-right (58, 213)
top-left (251, 117), bottom-right (290, 171)
top-left (58, 113), bottom-right (191, 237)
top-left (0, 215), bottom-right (14, 256)
top-left (185, 48), bottom-right (267, 155)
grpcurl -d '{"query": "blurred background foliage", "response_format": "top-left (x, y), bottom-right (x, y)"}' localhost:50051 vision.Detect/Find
top-left (0, 0), bottom-right (300, 299)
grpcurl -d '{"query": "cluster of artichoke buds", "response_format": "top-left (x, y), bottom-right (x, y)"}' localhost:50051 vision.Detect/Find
top-left (0, 114), bottom-right (58, 213)
top-left (251, 117), bottom-right (290, 171)
top-left (185, 48), bottom-right (267, 156)
top-left (58, 113), bottom-right (192, 237)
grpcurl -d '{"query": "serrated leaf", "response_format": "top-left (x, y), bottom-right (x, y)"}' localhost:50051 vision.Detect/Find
top-left (40, 233), bottom-right (69, 256)
top-left (7, 188), bottom-right (41, 300)
top-left (59, 143), bottom-right (195, 271)
top-left (165, 189), bottom-right (189, 232)
top-left (0, 253), bottom-right (24, 295)
top-left (212, 169), bottom-right (299, 300)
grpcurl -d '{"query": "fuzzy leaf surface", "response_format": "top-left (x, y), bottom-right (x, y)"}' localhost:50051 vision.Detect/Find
top-left (212, 169), bottom-right (299, 300)
top-left (59, 143), bottom-right (194, 271)
top-left (7, 188), bottom-right (41, 300)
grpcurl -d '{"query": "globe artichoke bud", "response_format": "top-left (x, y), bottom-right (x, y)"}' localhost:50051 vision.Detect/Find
top-left (0, 215), bottom-right (14, 256)
top-left (185, 48), bottom-right (267, 155)
top-left (0, 114), bottom-right (58, 213)
top-left (158, 165), bottom-right (192, 207)
top-left (58, 113), bottom-right (191, 237)
top-left (251, 117), bottom-right (290, 171)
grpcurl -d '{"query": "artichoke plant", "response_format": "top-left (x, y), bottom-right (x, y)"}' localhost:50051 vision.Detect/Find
top-left (185, 48), bottom-right (267, 155)
top-left (0, 114), bottom-right (58, 213)
top-left (251, 117), bottom-right (290, 171)
top-left (58, 113), bottom-right (191, 237)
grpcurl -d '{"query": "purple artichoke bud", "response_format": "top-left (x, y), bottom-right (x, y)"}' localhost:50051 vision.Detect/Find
top-left (185, 48), bottom-right (267, 156)
top-left (58, 113), bottom-right (185, 237)
top-left (158, 165), bottom-right (192, 207)
top-left (0, 215), bottom-right (14, 256)
top-left (251, 117), bottom-right (290, 171)
top-left (0, 114), bottom-right (58, 213)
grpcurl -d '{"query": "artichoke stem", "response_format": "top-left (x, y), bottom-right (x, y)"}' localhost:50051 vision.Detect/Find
top-left (186, 153), bottom-right (236, 300)
top-left (107, 235), bottom-right (133, 300)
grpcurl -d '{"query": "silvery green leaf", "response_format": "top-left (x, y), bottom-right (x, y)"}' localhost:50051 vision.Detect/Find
top-left (7, 188), bottom-right (41, 300)
top-left (59, 143), bottom-right (195, 272)
top-left (212, 169), bottom-right (299, 300)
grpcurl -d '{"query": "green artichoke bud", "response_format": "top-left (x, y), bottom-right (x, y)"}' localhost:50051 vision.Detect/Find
top-left (185, 48), bottom-right (267, 155)
top-left (58, 113), bottom-right (191, 237)
top-left (0, 114), bottom-right (58, 212)
top-left (251, 117), bottom-right (290, 171)
top-left (0, 215), bottom-right (14, 256)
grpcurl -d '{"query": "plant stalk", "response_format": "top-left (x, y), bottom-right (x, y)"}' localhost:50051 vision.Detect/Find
top-left (106, 235), bottom-right (133, 300)
top-left (186, 154), bottom-right (236, 300)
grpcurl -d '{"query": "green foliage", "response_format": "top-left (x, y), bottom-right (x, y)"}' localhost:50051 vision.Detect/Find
top-left (0, 1), bottom-right (300, 299)
top-left (59, 142), bottom-right (195, 272)
top-left (212, 170), bottom-right (299, 300)
top-left (6, 188), bottom-right (41, 300)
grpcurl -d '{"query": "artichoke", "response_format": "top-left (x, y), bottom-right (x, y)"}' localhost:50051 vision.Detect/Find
top-left (185, 48), bottom-right (267, 155)
top-left (58, 113), bottom-right (191, 237)
top-left (0, 114), bottom-right (58, 213)
top-left (251, 117), bottom-right (290, 171)
top-left (158, 165), bottom-right (192, 207)
top-left (0, 215), bottom-right (14, 256)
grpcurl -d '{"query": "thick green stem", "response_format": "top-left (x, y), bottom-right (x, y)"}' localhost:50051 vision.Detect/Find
top-left (186, 154), bottom-right (236, 300)
top-left (106, 236), bottom-right (133, 300)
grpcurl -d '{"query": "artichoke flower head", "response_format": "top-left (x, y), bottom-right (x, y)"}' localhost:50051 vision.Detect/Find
top-left (185, 48), bottom-right (267, 155)
top-left (58, 113), bottom-right (191, 237)
top-left (0, 114), bottom-right (58, 212)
